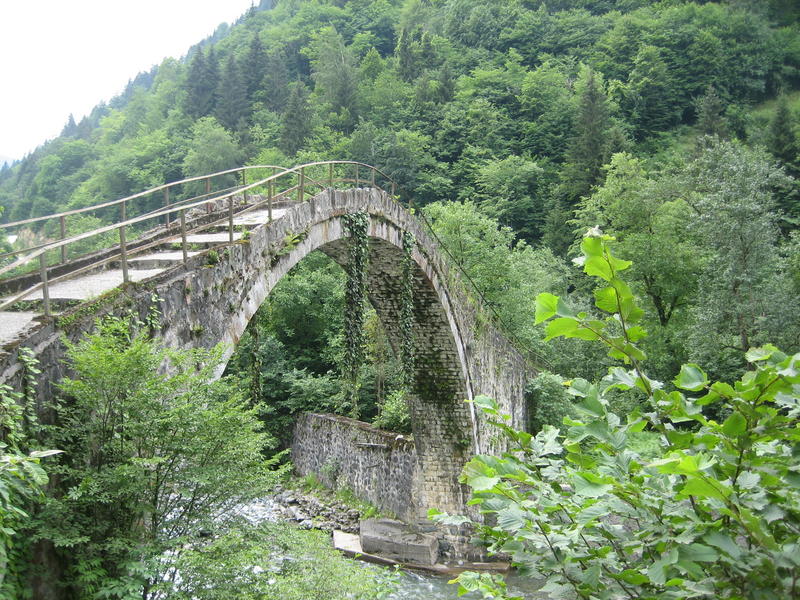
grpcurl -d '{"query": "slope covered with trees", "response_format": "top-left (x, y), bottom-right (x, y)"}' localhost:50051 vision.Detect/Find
top-left (2, 0), bottom-right (799, 455)
top-left (2, 1), bottom-right (800, 595)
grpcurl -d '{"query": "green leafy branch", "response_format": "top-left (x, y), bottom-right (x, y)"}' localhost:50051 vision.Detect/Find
top-left (434, 230), bottom-right (800, 600)
top-left (342, 212), bottom-right (370, 418)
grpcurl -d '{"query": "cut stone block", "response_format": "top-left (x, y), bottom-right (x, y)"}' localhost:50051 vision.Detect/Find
top-left (359, 518), bottom-right (439, 565)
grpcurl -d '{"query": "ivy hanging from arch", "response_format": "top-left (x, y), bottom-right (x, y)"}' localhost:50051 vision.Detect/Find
top-left (341, 211), bottom-right (370, 418)
top-left (400, 231), bottom-right (416, 388)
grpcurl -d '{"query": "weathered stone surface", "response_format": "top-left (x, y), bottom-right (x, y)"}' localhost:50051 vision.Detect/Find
top-left (1, 187), bottom-right (536, 530)
top-left (360, 518), bottom-right (439, 565)
top-left (293, 413), bottom-right (417, 520)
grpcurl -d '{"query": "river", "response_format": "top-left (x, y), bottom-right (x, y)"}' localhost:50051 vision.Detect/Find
top-left (390, 569), bottom-right (546, 599)
top-left (238, 495), bottom-right (547, 599)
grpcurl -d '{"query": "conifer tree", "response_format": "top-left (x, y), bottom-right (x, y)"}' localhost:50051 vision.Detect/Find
top-left (695, 84), bottom-right (729, 138)
top-left (215, 55), bottom-right (249, 131)
top-left (184, 50), bottom-right (207, 119)
top-left (61, 114), bottom-right (78, 137)
top-left (309, 26), bottom-right (359, 127)
top-left (242, 34), bottom-right (267, 100)
top-left (280, 81), bottom-right (312, 155)
top-left (262, 49), bottom-right (290, 112)
top-left (561, 67), bottom-right (613, 204)
top-left (625, 45), bottom-right (677, 138)
top-left (769, 95), bottom-right (799, 170)
top-left (184, 48), bottom-right (220, 119)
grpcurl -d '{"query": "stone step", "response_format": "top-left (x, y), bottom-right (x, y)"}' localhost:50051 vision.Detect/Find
top-left (359, 518), bottom-right (439, 566)
top-left (161, 232), bottom-right (243, 249)
top-left (0, 311), bottom-right (40, 345)
top-left (11, 269), bottom-right (164, 302)
top-left (112, 251), bottom-right (202, 270)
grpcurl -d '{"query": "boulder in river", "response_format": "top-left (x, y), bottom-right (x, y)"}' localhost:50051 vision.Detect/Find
top-left (359, 518), bottom-right (439, 566)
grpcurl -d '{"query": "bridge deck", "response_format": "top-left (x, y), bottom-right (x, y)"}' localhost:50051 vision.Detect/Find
top-left (0, 206), bottom-right (288, 345)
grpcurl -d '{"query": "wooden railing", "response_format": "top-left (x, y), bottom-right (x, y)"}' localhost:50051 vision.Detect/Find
top-left (0, 161), bottom-right (397, 315)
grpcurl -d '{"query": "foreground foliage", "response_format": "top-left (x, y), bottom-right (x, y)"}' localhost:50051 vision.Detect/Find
top-left (435, 233), bottom-right (800, 599)
top-left (33, 318), bottom-right (278, 599)
top-left (164, 520), bottom-right (396, 600)
top-left (0, 351), bottom-right (60, 598)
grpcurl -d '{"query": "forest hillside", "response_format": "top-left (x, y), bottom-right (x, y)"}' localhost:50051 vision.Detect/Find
top-left (2, 0), bottom-right (800, 403)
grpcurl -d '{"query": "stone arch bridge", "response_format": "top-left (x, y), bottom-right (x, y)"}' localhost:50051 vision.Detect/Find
top-left (0, 162), bottom-right (535, 519)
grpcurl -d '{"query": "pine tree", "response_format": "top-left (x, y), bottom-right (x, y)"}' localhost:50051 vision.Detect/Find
top-left (309, 26), bottom-right (358, 125)
top-left (61, 114), bottom-right (78, 137)
top-left (770, 95), bottom-right (799, 169)
top-left (436, 62), bottom-right (455, 103)
top-left (695, 84), bottom-right (729, 138)
top-left (184, 50), bottom-right (207, 118)
top-left (242, 35), bottom-right (267, 100)
top-left (561, 68), bottom-right (614, 204)
top-left (625, 45), bottom-right (677, 139)
top-left (215, 55), bottom-right (249, 131)
top-left (262, 50), bottom-right (290, 112)
top-left (280, 82), bottom-right (312, 155)
top-left (184, 49), bottom-right (219, 119)
top-left (74, 116), bottom-right (93, 140)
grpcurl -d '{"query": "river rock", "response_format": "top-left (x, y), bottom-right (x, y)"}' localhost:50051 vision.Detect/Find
top-left (360, 518), bottom-right (439, 565)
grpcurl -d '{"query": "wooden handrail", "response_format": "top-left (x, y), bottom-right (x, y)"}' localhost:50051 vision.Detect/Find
top-left (0, 162), bottom-right (397, 312)
top-left (0, 165), bottom-right (291, 229)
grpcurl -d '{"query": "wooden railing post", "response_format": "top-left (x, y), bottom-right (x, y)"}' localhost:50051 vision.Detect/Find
top-left (39, 254), bottom-right (51, 317)
top-left (119, 225), bottom-right (129, 284)
top-left (119, 197), bottom-right (129, 283)
top-left (355, 164), bottom-right (360, 187)
top-left (268, 168), bottom-right (275, 222)
top-left (228, 196), bottom-right (235, 244)
top-left (164, 188), bottom-right (171, 227)
top-left (205, 177), bottom-right (211, 196)
top-left (328, 163), bottom-right (333, 187)
top-left (241, 168), bottom-right (247, 203)
top-left (180, 210), bottom-right (188, 265)
top-left (59, 215), bottom-right (67, 264)
top-left (297, 167), bottom-right (305, 203)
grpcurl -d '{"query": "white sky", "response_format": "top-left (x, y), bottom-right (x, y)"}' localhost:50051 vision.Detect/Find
top-left (0, 0), bottom-right (256, 161)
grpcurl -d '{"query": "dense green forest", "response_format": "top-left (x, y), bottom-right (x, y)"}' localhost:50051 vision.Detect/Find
top-left (3, 0), bottom-right (800, 597)
top-left (2, 0), bottom-right (799, 391)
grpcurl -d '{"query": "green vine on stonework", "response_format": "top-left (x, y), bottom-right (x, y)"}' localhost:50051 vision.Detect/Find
top-left (341, 212), bottom-right (370, 418)
top-left (400, 231), bottom-right (416, 388)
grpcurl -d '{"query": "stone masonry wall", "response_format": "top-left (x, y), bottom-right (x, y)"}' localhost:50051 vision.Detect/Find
top-left (292, 412), bottom-right (489, 562)
top-left (292, 413), bottom-right (418, 521)
top-left (0, 187), bottom-right (537, 523)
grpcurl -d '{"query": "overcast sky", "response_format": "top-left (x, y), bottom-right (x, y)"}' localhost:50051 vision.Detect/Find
top-left (0, 0), bottom-right (256, 162)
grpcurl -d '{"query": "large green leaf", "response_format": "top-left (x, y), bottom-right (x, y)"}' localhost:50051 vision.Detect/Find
top-left (594, 286), bottom-right (618, 313)
top-left (496, 506), bottom-right (527, 532)
top-left (535, 293), bottom-right (559, 324)
top-left (584, 255), bottom-right (614, 281)
top-left (674, 364), bottom-right (709, 391)
top-left (468, 475), bottom-right (501, 491)
top-left (721, 411), bottom-right (747, 437)
top-left (680, 477), bottom-right (730, 501)
top-left (573, 472), bottom-right (613, 497)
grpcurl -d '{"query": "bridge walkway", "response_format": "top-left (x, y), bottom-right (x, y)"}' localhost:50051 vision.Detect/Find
top-left (0, 206), bottom-right (286, 344)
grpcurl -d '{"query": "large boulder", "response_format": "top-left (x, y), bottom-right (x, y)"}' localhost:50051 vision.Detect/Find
top-left (359, 518), bottom-right (439, 565)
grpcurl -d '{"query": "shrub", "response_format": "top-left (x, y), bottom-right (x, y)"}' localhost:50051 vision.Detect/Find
top-left (163, 521), bottom-right (397, 600)
top-left (36, 317), bottom-right (278, 598)
top-left (434, 232), bottom-right (800, 600)
top-left (372, 389), bottom-right (411, 433)
top-left (525, 371), bottom-right (573, 434)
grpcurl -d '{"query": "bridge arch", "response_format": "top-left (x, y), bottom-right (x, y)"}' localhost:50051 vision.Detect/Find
top-left (156, 188), bottom-right (481, 515)
top-left (0, 185), bottom-right (534, 520)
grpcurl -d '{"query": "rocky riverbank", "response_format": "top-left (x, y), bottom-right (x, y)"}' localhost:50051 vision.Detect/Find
top-left (236, 483), bottom-right (364, 534)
